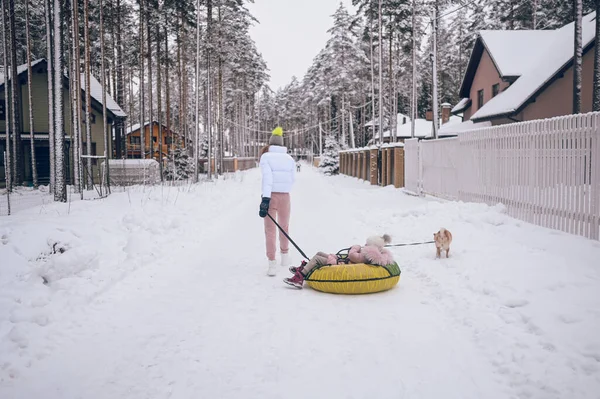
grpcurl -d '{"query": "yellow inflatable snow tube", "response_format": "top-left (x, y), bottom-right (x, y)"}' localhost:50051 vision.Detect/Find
top-left (305, 262), bottom-right (401, 295)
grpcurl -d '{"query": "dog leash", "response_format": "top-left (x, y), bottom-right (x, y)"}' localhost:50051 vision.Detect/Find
top-left (385, 240), bottom-right (435, 248)
top-left (267, 213), bottom-right (310, 260)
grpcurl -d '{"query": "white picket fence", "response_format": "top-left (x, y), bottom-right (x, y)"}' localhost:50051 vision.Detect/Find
top-left (405, 112), bottom-right (600, 240)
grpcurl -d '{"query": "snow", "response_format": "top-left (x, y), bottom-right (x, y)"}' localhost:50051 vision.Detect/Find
top-left (451, 98), bottom-right (471, 114)
top-left (372, 116), bottom-right (463, 140)
top-left (84, 72), bottom-right (127, 118)
top-left (479, 30), bottom-right (552, 78)
top-left (438, 119), bottom-right (492, 135)
top-left (472, 12), bottom-right (597, 121)
top-left (1, 167), bottom-right (600, 398)
top-left (364, 113), bottom-right (410, 128)
top-left (0, 59), bottom-right (44, 87)
top-left (126, 121), bottom-right (152, 136)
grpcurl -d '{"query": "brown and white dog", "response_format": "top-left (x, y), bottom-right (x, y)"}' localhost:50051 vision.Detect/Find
top-left (434, 228), bottom-right (453, 259)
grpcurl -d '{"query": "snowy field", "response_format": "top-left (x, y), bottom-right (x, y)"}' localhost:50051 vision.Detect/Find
top-left (1, 165), bottom-right (600, 399)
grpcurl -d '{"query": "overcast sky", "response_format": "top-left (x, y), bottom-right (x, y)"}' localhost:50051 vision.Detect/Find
top-left (247, 0), bottom-right (356, 91)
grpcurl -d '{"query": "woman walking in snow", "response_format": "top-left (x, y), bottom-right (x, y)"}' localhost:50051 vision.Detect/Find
top-left (259, 127), bottom-right (296, 276)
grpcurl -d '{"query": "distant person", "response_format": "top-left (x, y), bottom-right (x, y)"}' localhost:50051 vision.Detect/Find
top-left (258, 127), bottom-right (296, 276)
top-left (296, 161), bottom-right (301, 172)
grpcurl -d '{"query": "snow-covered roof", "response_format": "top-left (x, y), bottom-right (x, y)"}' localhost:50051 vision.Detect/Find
top-left (0, 59), bottom-right (126, 118)
top-left (451, 98), bottom-right (471, 114)
top-left (84, 71), bottom-right (127, 117)
top-left (364, 113), bottom-right (410, 128)
top-left (127, 121), bottom-right (155, 135)
top-left (372, 115), bottom-right (462, 140)
top-left (479, 30), bottom-right (551, 78)
top-left (471, 12), bottom-right (597, 121)
top-left (0, 59), bottom-right (45, 86)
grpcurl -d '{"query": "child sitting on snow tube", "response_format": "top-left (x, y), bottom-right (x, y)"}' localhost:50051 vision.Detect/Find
top-left (283, 234), bottom-right (394, 289)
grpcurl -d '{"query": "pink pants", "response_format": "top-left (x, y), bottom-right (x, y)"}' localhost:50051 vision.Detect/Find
top-left (264, 192), bottom-right (291, 261)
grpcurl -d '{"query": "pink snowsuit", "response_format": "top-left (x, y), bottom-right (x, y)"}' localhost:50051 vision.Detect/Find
top-left (301, 243), bottom-right (395, 276)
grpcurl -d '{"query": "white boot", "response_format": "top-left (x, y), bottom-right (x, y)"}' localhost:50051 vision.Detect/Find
top-left (267, 260), bottom-right (278, 276)
top-left (281, 253), bottom-right (290, 268)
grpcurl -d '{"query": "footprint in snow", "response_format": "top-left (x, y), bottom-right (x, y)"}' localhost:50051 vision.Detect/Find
top-left (557, 314), bottom-right (582, 324)
top-left (504, 298), bottom-right (529, 308)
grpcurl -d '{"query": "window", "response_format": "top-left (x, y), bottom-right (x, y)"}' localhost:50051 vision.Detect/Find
top-left (130, 136), bottom-right (141, 144)
top-left (492, 84), bottom-right (499, 98)
top-left (152, 136), bottom-right (157, 143)
top-left (81, 108), bottom-right (96, 124)
top-left (165, 137), bottom-right (173, 145)
top-left (477, 89), bottom-right (484, 109)
top-left (0, 100), bottom-right (5, 121)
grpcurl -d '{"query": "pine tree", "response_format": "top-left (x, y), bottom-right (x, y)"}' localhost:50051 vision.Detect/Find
top-left (573, 0), bottom-right (583, 114)
top-left (84, 0), bottom-right (93, 188)
top-left (45, 0), bottom-right (55, 192)
top-left (1, 0), bottom-right (12, 191)
top-left (319, 134), bottom-right (341, 175)
top-left (25, 0), bottom-right (38, 188)
top-left (593, 0), bottom-right (600, 111)
top-left (53, 0), bottom-right (66, 202)
top-left (164, 146), bottom-right (194, 180)
top-left (8, 0), bottom-right (22, 184)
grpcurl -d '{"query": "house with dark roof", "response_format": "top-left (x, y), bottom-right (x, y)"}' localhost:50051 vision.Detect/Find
top-left (1, 58), bottom-right (126, 185)
top-left (125, 121), bottom-right (181, 159)
top-left (452, 12), bottom-right (597, 126)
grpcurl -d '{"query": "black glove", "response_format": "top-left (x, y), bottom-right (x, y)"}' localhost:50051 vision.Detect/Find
top-left (259, 197), bottom-right (271, 218)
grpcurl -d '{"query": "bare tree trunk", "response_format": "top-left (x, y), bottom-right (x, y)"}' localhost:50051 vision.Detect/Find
top-left (1, 0), bottom-right (12, 191)
top-left (100, 0), bottom-right (110, 194)
top-left (84, 0), bottom-right (93, 188)
top-left (71, 0), bottom-right (83, 194)
top-left (411, 0), bottom-right (417, 138)
top-left (573, 0), bottom-right (583, 114)
top-left (156, 19), bottom-right (163, 180)
top-left (139, 0), bottom-right (145, 159)
top-left (8, 0), bottom-right (21, 185)
top-left (389, 28), bottom-right (395, 143)
top-left (206, 0), bottom-right (213, 179)
top-left (147, 4), bottom-right (154, 162)
top-left (369, 13), bottom-right (376, 144)
top-left (217, 4), bottom-right (224, 175)
top-left (25, 0), bottom-right (39, 188)
top-left (115, 0), bottom-right (124, 159)
top-left (378, 0), bottom-right (384, 146)
top-left (592, 0), bottom-right (600, 111)
top-left (193, 0), bottom-right (200, 182)
top-left (128, 68), bottom-right (134, 159)
top-left (54, 0), bottom-right (66, 202)
top-left (177, 11), bottom-right (183, 148)
top-left (165, 25), bottom-right (171, 171)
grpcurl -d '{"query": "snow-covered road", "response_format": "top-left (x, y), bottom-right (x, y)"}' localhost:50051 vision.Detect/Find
top-left (1, 166), bottom-right (600, 399)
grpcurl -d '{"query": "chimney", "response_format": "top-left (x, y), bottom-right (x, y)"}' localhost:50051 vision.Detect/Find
top-left (441, 103), bottom-right (451, 125)
top-left (425, 110), bottom-right (433, 121)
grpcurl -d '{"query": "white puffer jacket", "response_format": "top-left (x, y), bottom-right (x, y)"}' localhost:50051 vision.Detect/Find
top-left (260, 146), bottom-right (296, 198)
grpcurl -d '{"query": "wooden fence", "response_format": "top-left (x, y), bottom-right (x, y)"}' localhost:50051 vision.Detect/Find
top-left (339, 144), bottom-right (405, 188)
top-left (404, 112), bottom-right (600, 240)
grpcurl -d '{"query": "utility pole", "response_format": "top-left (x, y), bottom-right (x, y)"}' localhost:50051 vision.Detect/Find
top-left (431, 8), bottom-right (439, 139)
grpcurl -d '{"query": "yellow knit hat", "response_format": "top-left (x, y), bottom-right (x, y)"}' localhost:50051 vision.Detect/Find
top-left (270, 127), bottom-right (284, 146)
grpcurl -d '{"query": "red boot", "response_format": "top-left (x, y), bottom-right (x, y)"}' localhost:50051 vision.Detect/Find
top-left (289, 260), bottom-right (307, 274)
top-left (283, 270), bottom-right (305, 289)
